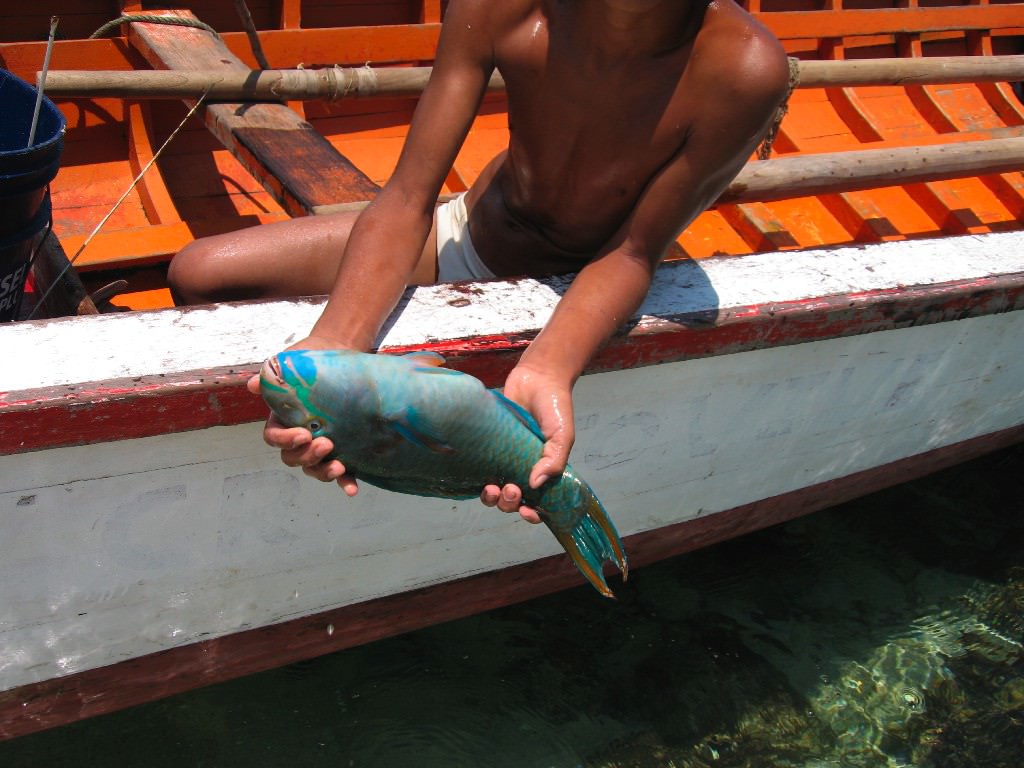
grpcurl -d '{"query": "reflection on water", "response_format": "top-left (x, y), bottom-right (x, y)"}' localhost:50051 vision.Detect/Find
top-left (3, 446), bottom-right (1022, 767)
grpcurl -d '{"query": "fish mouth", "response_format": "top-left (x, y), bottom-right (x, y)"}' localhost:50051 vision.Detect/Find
top-left (260, 355), bottom-right (284, 386)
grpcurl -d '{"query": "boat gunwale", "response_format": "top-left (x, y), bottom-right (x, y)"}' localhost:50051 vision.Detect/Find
top-left (3, 233), bottom-right (1023, 456)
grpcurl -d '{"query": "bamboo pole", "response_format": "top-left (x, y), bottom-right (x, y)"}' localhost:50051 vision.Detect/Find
top-left (38, 66), bottom-right (474, 100)
top-left (308, 136), bottom-right (1024, 216)
top-left (797, 55), bottom-right (1024, 87)
top-left (714, 136), bottom-right (1024, 205)
top-left (39, 55), bottom-right (1024, 101)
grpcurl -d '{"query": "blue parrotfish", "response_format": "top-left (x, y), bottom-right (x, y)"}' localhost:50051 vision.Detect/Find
top-left (259, 349), bottom-right (628, 597)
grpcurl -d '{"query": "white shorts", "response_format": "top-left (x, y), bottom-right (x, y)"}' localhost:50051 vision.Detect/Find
top-left (435, 192), bottom-right (496, 282)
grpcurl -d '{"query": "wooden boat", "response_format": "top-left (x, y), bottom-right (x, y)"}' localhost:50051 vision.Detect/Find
top-left (1, 0), bottom-right (1023, 740)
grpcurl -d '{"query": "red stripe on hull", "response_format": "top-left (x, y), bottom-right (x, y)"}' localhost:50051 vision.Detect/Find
top-left (3, 274), bottom-right (1023, 454)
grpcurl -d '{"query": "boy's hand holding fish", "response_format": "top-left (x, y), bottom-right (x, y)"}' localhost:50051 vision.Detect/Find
top-left (245, 336), bottom-right (573, 525)
top-left (247, 335), bottom-right (360, 490)
top-left (479, 363), bottom-right (576, 525)
top-left (255, 347), bottom-right (628, 596)
top-left (224, 0), bottom-right (788, 536)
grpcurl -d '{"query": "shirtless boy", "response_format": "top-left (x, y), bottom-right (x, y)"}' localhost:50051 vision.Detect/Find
top-left (169, 0), bottom-right (789, 523)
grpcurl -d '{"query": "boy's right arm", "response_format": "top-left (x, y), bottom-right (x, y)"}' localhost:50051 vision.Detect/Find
top-left (309, 0), bottom-right (501, 351)
top-left (255, 0), bottom-right (502, 488)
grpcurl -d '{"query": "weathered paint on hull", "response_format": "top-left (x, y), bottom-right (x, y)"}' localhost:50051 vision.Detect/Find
top-left (1, 231), bottom-right (1022, 739)
top-left (3, 424), bottom-right (1021, 741)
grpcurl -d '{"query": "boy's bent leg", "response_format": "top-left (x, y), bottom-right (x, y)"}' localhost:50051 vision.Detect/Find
top-left (168, 211), bottom-right (361, 305)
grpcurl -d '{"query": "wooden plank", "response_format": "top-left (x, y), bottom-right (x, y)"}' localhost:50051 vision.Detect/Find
top-left (239, 9), bottom-right (1024, 68)
top-left (240, 24), bottom-right (442, 67)
top-left (0, 38), bottom-right (137, 74)
top-left (126, 101), bottom-right (181, 225)
top-left (759, 6), bottom-right (1024, 40)
top-left (127, 12), bottom-right (379, 216)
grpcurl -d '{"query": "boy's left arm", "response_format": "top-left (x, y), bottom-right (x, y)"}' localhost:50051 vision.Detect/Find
top-left (483, 39), bottom-right (790, 521)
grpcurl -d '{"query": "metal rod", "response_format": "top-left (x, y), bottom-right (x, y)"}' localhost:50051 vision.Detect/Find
top-left (27, 16), bottom-right (59, 148)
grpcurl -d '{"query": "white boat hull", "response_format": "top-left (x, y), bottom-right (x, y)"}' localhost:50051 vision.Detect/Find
top-left (2, 231), bottom-right (1023, 737)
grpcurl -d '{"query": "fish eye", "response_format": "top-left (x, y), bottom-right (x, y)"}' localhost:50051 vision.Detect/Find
top-left (308, 420), bottom-right (322, 433)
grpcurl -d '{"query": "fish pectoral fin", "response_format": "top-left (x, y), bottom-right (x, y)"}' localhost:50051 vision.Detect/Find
top-left (385, 407), bottom-right (456, 454)
top-left (490, 390), bottom-right (545, 441)
top-left (401, 350), bottom-right (465, 376)
top-left (401, 350), bottom-right (447, 367)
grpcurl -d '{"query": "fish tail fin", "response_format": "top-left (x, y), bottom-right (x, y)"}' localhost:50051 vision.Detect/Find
top-left (548, 493), bottom-right (628, 599)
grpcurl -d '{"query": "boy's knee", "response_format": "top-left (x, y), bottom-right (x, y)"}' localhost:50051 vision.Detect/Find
top-left (168, 239), bottom-right (223, 306)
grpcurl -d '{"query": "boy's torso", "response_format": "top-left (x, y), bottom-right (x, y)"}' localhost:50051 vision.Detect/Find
top-left (461, 0), bottom-right (750, 276)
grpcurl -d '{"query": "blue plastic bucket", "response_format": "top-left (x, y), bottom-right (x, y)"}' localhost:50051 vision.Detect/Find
top-left (0, 69), bottom-right (65, 321)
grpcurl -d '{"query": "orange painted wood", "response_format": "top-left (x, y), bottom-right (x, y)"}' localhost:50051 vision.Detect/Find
top-left (278, 0), bottom-right (302, 29)
top-left (718, 203), bottom-right (802, 251)
top-left (126, 101), bottom-right (181, 225)
top-left (0, 9), bottom-right (119, 43)
top-left (251, 24), bottom-right (442, 67)
top-left (980, 172), bottom-right (1024, 221)
top-left (763, 197), bottom-right (857, 247)
top-left (676, 212), bottom-right (754, 258)
top-left (420, 0), bottom-right (443, 24)
top-left (759, 7), bottom-right (1024, 40)
top-left (820, 39), bottom-right (886, 143)
top-left (769, 79), bottom-right (898, 243)
top-left (63, 215), bottom-right (287, 270)
top-left (4, 1), bottom-right (1023, 297)
top-left (300, 1), bottom-right (423, 30)
top-left (904, 181), bottom-right (990, 234)
top-left (898, 34), bottom-right (960, 134)
top-left (818, 193), bottom-right (902, 241)
top-left (213, 9), bottom-right (1024, 70)
top-left (968, 31), bottom-right (1024, 126)
top-left (0, 39), bottom-right (138, 75)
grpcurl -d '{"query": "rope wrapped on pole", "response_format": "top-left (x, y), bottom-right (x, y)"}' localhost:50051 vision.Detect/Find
top-left (39, 55), bottom-right (1024, 101)
top-left (37, 66), bottom-right (502, 101)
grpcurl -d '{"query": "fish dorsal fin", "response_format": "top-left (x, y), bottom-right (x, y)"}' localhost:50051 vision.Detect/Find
top-left (402, 350), bottom-right (466, 376)
top-left (491, 389), bottom-right (545, 441)
top-left (401, 350), bottom-right (446, 367)
top-left (384, 406), bottom-right (456, 454)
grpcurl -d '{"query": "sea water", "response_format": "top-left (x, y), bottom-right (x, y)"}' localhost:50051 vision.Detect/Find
top-left (2, 445), bottom-right (1022, 767)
